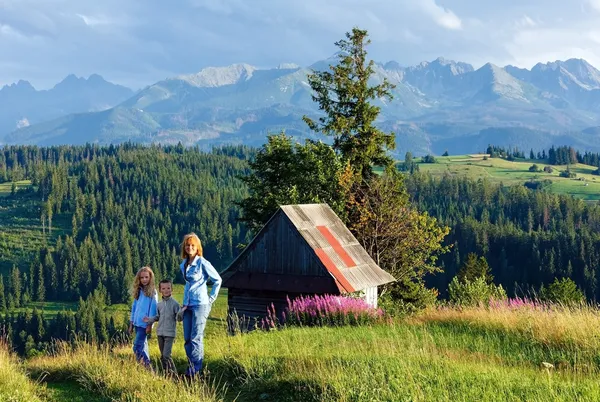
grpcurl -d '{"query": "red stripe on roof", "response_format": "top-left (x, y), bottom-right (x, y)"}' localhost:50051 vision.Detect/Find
top-left (314, 248), bottom-right (355, 293)
top-left (316, 226), bottom-right (356, 268)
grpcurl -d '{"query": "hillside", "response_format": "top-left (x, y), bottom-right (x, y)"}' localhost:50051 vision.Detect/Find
top-left (415, 154), bottom-right (600, 201)
top-left (4, 292), bottom-right (599, 401)
top-left (5, 58), bottom-right (600, 155)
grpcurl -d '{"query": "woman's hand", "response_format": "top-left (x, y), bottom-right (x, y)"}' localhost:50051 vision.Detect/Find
top-left (145, 325), bottom-right (152, 334)
top-left (128, 322), bottom-right (133, 334)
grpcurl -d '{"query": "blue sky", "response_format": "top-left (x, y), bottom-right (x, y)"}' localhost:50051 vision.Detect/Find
top-left (1, 0), bottom-right (600, 89)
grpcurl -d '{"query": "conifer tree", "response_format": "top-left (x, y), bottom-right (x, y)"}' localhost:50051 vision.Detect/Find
top-left (303, 27), bottom-right (396, 179)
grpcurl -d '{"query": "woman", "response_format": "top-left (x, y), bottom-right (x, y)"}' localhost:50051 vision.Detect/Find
top-left (179, 232), bottom-right (222, 377)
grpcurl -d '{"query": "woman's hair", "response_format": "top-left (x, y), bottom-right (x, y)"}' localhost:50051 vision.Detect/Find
top-left (180, 232), bottom-right (203, 259)
top-left (132, 266), bottom-right (156, 300)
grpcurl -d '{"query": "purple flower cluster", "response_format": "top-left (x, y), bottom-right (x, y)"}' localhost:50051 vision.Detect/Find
top-left (263, 294), bottom-right (385, 328)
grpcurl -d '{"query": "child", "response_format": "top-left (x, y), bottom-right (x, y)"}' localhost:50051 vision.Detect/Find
top-left (180, 232), bottom-right (222, 377)
top-left (143, 279), bottom-right (180, 375)
top-left (129, 266), bottom-right (158, 368)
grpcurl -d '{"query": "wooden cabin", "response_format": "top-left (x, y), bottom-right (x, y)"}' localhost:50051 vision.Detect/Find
top-left (221, 203), bottom-right (396, 332)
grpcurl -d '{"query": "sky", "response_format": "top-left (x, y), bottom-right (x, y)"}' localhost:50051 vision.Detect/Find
top-left (2, 0), bottom-right (600, 90)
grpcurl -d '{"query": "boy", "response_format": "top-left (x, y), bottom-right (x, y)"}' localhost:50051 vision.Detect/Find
top-left (143, 279), bottom-right (180, 375)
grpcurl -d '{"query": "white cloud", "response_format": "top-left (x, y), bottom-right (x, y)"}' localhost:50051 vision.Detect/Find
top-left (76, 14), bottom-right (112, 27)
top-left (0, 0), bottom-right (599, 89)
top-left (588, 0), bottom-right (600, 12)
top-left (420, 0), bottom-right (463, 30)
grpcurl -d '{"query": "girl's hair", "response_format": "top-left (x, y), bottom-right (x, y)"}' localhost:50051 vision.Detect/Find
top-left (181, 232), bottom-right (203, 260)
top-left (132, 266), bottom-right (156, 300)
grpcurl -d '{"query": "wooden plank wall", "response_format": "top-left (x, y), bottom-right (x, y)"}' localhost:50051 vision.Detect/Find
top-left (227, 288), bottom-right (293, 334)
top-left (235, 213), bottom-right (326, 277)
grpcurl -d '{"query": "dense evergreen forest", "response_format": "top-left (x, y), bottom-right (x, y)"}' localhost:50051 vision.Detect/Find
top-left (407, 172), bottom-right (600, 299)
top-left (2, 142), bottom-right (600, 354)
top-left (0, 143), bottom-right (253, 306)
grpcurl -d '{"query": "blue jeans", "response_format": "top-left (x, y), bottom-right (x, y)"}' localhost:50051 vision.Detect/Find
top-left (182, 304), bottom-right (211, 374)
top-left (132, 326), bottom-right (150, 366)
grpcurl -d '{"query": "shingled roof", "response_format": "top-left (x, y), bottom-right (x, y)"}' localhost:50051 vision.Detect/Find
top-left (223, 203), bottom-right (395, 293)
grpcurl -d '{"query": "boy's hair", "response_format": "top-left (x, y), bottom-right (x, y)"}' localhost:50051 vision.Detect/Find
top-left (159, 279), bottom-right (172, 288)
top-left (180, 232), bottom-right (203, 259)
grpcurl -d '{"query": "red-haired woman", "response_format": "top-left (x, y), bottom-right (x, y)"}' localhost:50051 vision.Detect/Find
top-left (179, 233), bottom-right (222, 377)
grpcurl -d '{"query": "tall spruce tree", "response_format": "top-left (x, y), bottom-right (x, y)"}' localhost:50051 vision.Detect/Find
top-left (303, 27), bottom-right (396, 179)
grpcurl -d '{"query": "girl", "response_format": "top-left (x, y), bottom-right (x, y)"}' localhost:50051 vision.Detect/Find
top-left (129, 266), bottom-right (158, 367)
top-left (180, 232), bottom-right (222, 377)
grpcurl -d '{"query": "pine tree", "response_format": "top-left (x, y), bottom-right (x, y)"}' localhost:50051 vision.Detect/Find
top-left (457, 253), bottom-right (493, 284)
top-left (10, 266), bottom-right (21, 308)
top-left (0, 275), bottom-right (6, 311)
top-left (303, 27), bottom-right (396, 179)
top-left (36, 263), bottom-right (45, 302)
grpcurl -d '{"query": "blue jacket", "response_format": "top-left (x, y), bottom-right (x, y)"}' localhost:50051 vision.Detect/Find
top-left (130, 289), bottom-right (158, 328)
top-left (181, 255), bottom-right (222, 306)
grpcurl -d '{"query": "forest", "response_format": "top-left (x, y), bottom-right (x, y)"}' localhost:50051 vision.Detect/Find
top-left (2, 141), bottom-right (600, 355)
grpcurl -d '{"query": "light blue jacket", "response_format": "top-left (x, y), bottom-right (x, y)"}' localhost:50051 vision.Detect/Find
top-left (181, 255), bottom-right (222, 307)
top-left (130, 289), bottom-right (158, 328)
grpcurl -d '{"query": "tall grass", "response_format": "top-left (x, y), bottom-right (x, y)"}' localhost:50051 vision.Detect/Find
top-left (419, 299), bottom-right (600, 355)
top-left (27, 342), bottom-right (223, 402)
top-left (0, 341), bottom-right (43, 402)
top-left (106, 299), bottom-right (600, 401)
top-left (23, 292), bottom-right (600, 401)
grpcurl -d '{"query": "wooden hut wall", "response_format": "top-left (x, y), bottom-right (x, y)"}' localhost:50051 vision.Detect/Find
top-left (227, 288), bottom-right (294, 333)
top-left (235, 212), bottom-right (327, 277)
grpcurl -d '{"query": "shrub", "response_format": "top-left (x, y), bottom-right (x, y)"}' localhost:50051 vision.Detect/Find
top-left (594, 168), bottom-right (600, 176)
top-left (273, 295), bottom-right (385, 328)
top-left (448, 276), bottom-right (507, 307)
top-left (543, 166), bottom-right (553, 173)
top-left (539, 277), bottom-right (585, 306)
top-left (379, 277), bottom-right (438, 315)
top-left (529, 164), bottom-right (541, 172)
top-left (524, 179), bottom-right (552, 191)
top-left (559, 170), bottom-right (576, 178)
top-left (442, 150), bottom-right (449, 156)
top-left (421, 154), bottom-right (437, 163)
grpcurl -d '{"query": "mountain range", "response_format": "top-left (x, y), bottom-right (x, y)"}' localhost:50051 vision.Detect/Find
top-left (0, 74), bottom-right (134, 137)
top-left (3, 57), bottom-right (600, 156)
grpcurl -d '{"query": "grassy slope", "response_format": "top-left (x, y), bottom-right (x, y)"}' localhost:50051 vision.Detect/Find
top-left (414, 154), bottom-right (600, 201)
top-left (0, 342), bottom-right (44, 401)
top-left (26, 289), bottom-right (600, 401)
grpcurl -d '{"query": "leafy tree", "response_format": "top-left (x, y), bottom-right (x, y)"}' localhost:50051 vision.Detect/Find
top-left (529, 164), bottom-right (541, 172)
top-left (303, 27), bottom-right (396, 179)
top-left (345, 169), bottom-right (449, 298)
top-left (442, 150), bottom-right (449, 157)
top-left (238, 133), bottom-right (348, 233)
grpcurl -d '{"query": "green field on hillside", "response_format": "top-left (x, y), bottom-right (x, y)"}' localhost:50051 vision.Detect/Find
top-left (413, 154), bottom-right (600, 201)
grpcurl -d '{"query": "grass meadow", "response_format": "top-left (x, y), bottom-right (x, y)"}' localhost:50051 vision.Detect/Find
top-left (413, 154), bottom-right (600, 201)
top-left (1, 289), bottom-right (597, 401)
